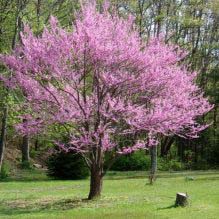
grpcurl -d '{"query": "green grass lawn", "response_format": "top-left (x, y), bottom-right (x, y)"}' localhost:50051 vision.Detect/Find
top-left (0, 170), bottom-right (219, 219)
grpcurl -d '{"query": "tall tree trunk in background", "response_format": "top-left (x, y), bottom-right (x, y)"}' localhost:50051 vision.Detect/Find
top-left (21, 136), bottom-right (30, 163)
top-left (155, 0), bottom-right (162, 37)
top-left (177, 138), bottom-right (186, 162)
top-left (160, 136), bottom-right (175, 157)
top-left (13, 0), bottom-right (31, 165)
top-left (149, 146), bottom-right (157, 184)
top-left (0, 1), bottom-right (11, 174)
top-left (21, 124), bottom-right (30, 163)
top-left (213, 104), bottom-right (218, 147)
top-left (137, 0), bottom-right (145, 38)
top-left (36, 0), bottom-right (41, 34)
top-left (0, 107), bottom-right (8, 172)
top-left (34, 137), bottom-right (39, 151)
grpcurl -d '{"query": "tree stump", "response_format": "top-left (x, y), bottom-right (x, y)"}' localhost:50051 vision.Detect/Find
top-left (175, 193), bottom-right (188, 207)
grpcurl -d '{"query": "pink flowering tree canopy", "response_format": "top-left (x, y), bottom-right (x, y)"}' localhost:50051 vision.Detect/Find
top-left (0, 2), bottom-right (212, 199)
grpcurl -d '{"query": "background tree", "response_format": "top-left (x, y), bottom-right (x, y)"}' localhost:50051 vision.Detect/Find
top-left (0, 0), bottom-right (82, 167)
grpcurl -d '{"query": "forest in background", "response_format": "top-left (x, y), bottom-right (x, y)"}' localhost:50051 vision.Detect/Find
top-left (0, 0), bottom-right (218, 171)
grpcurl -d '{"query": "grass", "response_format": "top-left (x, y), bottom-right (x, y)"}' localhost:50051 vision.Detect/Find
top-left (0, 170), bottom-right (219, 219)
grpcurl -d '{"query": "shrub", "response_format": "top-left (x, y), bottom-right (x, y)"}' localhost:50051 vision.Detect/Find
top-left (109, 151), bottom-right (150, 171)
top-left (158, 158), bottom-right (185, 171)
top-left (30, 149), bottom-right (38, 159)
top-left (20, 161), bottom-right (33, 169)
top-left (46, 151), bottom-right (89, 180)
top-left (0, 162), bottom-right (10, 179)
top-left (106, 151), bottom-right (186, 172)
top-left (169, 159), bottom-right (185, 171)
top-left (188, 159), bottom-right (210, 170)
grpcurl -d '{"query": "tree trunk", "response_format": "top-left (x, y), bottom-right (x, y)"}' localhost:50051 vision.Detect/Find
top-left (21, 135), bottom-right (30, 163)
top-left (35, 137), bottom-right (39, 151)
top-left (160, 136), bottom-right (175, 157)
top-left (88, 165), bottom-right (103, 200)
top-left (177, 138), bottom-right (186, 162)
top-left (149, 146), bottom-right (157, 184)
top-left (0, 107), bottom-right (8, 172)
top-left (160, 137), bottom-right (167, 157)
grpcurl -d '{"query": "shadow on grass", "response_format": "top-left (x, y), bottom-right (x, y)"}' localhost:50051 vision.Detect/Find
top-left (157, 204), bottom-right (176, 210)
top-left (0, 198), bottom-right (90, 216)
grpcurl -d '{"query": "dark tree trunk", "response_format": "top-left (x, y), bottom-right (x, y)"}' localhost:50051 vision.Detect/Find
top-left (34, 137), bottom-right (39, 151)
top-left (160, 137), bottom-right (167, 157)
top-left (0, 107), bottom-right (8, 171)
top-left (177, 138), bottom-right (186, 162)
top-left (156, 0), bottom-right (162, 37)
top-left (36, 0), bottom-right (41, 34)
top-left (149, 146), bottom-right (157, 184)
top-left (12, 0), bottom-right (30, 165)
top-left (21, 135), bottom-right (30, 163)
top-left (160, 136), bottom-right (175, 157)
top-left (88, 165), bottom-right (103, 200)
top-left (194, 143), bottom-right (198, 163)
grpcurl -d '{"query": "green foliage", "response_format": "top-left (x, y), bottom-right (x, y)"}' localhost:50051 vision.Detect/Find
top-left (46, 152), bottom-right (89, 180)
top-left (20, 161), bottom-right (33, 170)
top-left (181, 18), bottom-right (203, 28)
top-left (158, 158), bottom-right (185, 171)
top-left (0, 162), bottom-right (10, 179)
top-left (29, 149), bottom-right (37, 159)
top-left (109, 151), bottom-right (150, 171)
top-left (108, 151), bottom-right (187, 172)
top-left (189, 159), bottom-right (211, 170)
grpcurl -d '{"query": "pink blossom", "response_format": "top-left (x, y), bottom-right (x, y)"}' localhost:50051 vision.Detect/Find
top-left (0, 2), bottom-right (212, 159)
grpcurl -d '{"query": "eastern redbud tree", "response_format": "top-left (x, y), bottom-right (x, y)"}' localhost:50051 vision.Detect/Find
top-left (0, 2), bottom-right (212, 199)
